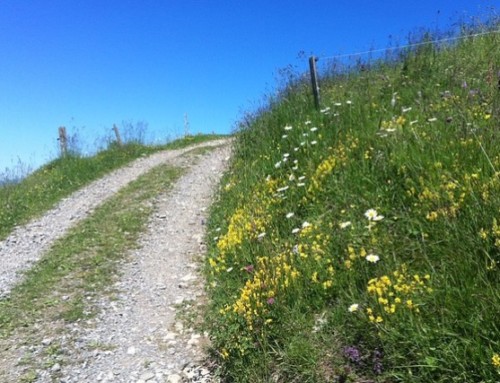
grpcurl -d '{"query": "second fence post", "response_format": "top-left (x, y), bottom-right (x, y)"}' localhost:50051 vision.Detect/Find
top-left (309, 56), bottom-right (320, 111)
top-left (113, 124), bottom-right (123, 146)
top-left (58, 126), bottom-right (68, 157)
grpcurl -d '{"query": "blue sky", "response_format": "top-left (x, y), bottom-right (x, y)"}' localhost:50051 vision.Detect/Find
top-left (1, 1), bottom-right (498, 173)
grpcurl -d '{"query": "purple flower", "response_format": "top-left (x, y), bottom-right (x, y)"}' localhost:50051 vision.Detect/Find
top-left (372, 348), bottom-right (384, 375)
top-left (267, 297), bottom-right (275, 305)
top-left (343, 346), bottom-right (362, 365)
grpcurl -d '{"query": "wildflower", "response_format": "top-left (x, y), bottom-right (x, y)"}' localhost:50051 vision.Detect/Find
top-left (286, 212), bottom-right (295, 219)
top-left (304, 120), bottom-right (312, 125)
top-left (320, 107), bottom-right (331, 113)
top-left (226, 267), bottom-right (233, 272)
top-left (267, 297), bottom-right (275, 305)
top-left (427, 117), bottom-right (437, 122)
top-left (277, 186), bottom-right (289, 192)
top-left (284, 125), bottom-right (293, 131)
top-left (302, 221), bottom-right (311, 228)
top-left (282, 134), bottom-right (288, 138)
top-left (311, 140), bottom-right (318, 145)
top-left (492, 353), bottom-right (500, 368)
top-left (391, 92), bottom-right (397, 107)
top-left (298, 176), bottom-right (306, 181)
top-left (373, 348), bottom-right (384, 374)
top-left (310, 127), bottom-right (318, 132)
top-left (339, 221), bottom-right (352, 229)
top-left (402, 106), bottom-right (412, 113)
top-left (348, 303), bottom-right (359, 312)
top-left (479, 229), bottom-right (488, 239)
top-left (343, 346), bottom-right (362, 364)
top-left (364, 209), bottom-right (384, 221)
top-left (410, 120), bottom-right (418, 125)
top-left (283, 153), bottom-right (290, 158)
top-left (257, 232), bottom-right (266, 239)
top-left (366, 254), bottom-right (380, 263)
top-left (274, 161), bottom-right (282, 168)
top-left (334, 102), bottom-right (342, 106)
top-left (292, 228), bottom-right (300, 234)
top-left (346, 100), bottom-right (352, 105)
top-left (426, 211), bottom-right (438, 221)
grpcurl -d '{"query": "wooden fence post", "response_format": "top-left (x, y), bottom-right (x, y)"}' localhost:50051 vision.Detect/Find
top-left (58, 126), bottom-right (68, 157)
top-left (112, 124), bottom-right (123, 146)
top-left (309, 56), bottom-right (321, 110)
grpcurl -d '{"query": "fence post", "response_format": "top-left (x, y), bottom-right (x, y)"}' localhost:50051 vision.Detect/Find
top-left (184, 113), bottom-right (190, 136)
top-left (112, 124), bottom-right (123, 146)
top-left (58, 126), bottom-right (68, 157)
top-left (309, 56), bottom-right (321, 110)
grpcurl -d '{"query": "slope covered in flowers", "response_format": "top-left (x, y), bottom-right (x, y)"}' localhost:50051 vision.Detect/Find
top-left (205, 25), bottom-right (500, 382)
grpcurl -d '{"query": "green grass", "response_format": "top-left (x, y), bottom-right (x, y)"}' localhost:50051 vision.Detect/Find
top-left (203, 22), bottom-right (500, 382)
top-left (0, 133), bottom-right (227, 240)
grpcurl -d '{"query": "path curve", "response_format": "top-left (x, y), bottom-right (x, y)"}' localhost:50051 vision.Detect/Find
top-left (0, 139), bottom-right (229, 298)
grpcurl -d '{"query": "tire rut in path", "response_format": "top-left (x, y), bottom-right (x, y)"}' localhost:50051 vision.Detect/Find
top-left (48, 144), bottom-right (232, 383)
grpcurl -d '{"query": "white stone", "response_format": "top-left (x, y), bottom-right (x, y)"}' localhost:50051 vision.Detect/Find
top-left (127, 346), bottom-right (136, 355)
top-left (138, 371), bottom-right (156, 381)
top-left (167, 374), bottom-right (182, 383)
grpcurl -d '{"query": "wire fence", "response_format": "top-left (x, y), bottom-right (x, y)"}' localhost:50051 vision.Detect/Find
top-left (318, 29), bottom-right (500, 61)
top-left (305, 26), bottom-right (500, 110)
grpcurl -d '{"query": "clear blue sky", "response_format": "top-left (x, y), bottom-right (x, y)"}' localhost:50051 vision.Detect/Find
top-left (1, 1), bottom-right (498, 173)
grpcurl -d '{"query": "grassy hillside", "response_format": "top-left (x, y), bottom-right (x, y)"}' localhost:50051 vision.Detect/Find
top-left (204, 24), bottom-right (500, 382)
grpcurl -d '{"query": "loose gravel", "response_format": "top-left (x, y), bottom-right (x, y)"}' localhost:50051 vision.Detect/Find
top-left (0, 140), bottom-right (231, 382)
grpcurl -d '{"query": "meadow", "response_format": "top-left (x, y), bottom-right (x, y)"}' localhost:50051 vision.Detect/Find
top-left (203, 22), bottom-right (500, 382)
top-left (1, 17), bottom-right (499, 383)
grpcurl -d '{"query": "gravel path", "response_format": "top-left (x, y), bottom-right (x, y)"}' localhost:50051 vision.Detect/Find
top-left (0, 140), bottom-right (231, 382)
top-left (0, 139), bottom-right (228, 298)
